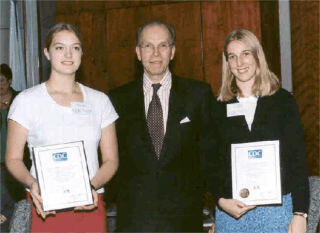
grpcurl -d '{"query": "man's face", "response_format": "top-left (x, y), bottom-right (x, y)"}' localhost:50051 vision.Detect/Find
top-left (136, 25), bottom-right (175, 83)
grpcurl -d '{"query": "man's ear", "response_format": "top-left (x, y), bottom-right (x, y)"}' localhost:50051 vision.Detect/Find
top-left (136, 46), bottom-right (142, 61)
top-left (170, 45), bottom-right (176, 60)
top-left (44, 48), bottom-right (50, 61)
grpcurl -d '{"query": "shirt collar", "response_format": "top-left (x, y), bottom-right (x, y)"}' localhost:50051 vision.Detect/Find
top-left (143, 71), bottom-right (172, 95)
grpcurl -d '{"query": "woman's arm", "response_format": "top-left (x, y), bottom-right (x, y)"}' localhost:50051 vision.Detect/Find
top-left (75, 122), bottom-right (118, 210)
top-left (91, 122), bottom-right (119, 190)
top-left (282, 93), bottom-right (308, 233)
top-left (5, 120), bottom-right (55, 219)
top-left (5, 120), bottom-right (34, 188)
top-left (283, 93), bottom-right (309, 213)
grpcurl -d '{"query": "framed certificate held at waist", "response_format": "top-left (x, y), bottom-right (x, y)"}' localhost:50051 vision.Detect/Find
top-left (33, 141), bottom-right (93, 211)
top-left (231, 140), bottom-right (281, 206)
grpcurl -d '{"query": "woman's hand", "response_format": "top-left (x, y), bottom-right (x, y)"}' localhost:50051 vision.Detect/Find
top-left (74, 188), bottom-right (98, 211)
top-left (29, 181), bottom-right (56, 219)
top-left (218, 198), bottom-right (256, 219)
top-left (287, 215), bottom-right (307, 233)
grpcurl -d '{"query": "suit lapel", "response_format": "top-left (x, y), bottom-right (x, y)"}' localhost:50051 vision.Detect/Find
top-left (159, 76), bottom-right (187, 166)
top-left (127, 79), bottom-right (157, 162)
top-left (129, 78), bottom-right (148, 134)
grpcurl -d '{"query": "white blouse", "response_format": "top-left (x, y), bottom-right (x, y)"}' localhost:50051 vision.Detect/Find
top-left (237, 96), bottom-right (258, 131)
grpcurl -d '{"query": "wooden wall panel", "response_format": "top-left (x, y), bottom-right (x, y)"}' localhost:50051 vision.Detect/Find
top-left (290, 1), bottom-right (320, 176)
top-left (104, 1), bottom-right (179, 10)
top-left (259, 0), bottom-right (281, 79)
top-left (78, 12), bottom-right (108, 92)
top-left (56, 1), bottom-right (188, 14)
top-left (106, 2), bottom-right (203, 90)
top-left (201, 0), bottom-right (261, 94)
top-left (56, 1), bottom-right (106, 14)
top-left (105, 7), bottom-right (138, 89)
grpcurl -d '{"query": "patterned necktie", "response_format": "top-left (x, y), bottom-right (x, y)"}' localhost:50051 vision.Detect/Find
top-left (147, 83), bottom-right (164, 159)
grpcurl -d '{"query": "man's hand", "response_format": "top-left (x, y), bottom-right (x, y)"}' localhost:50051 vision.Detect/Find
top-left (218, 198), bottom-right (256, 219)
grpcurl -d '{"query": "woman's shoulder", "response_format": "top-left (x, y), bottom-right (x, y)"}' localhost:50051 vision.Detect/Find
top-left (260, 88), bottom-right (298, 112)
top-left (216, 96), bottom-right (237, 106)
top-left (266, 88), bottom-right (296, 103)
top-left (14, 83), bottom-right (45, 102)
top-left (79, 83), bottom-right (111, 105)
top-left (273, 88), bottom-right (292, 98)
top-left (80, 83), bottom-right (104, 96)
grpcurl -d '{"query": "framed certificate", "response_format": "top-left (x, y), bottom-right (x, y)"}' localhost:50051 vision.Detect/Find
top-left (33, 141), bottom-right (93, 211)
top-left (231, 140), bottom-right (281, 205)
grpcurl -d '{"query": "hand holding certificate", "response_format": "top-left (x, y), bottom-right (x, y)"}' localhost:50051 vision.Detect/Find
top-left (33, 141), bottom-right (93, 211)
top-left (231, 140), bottom-right (281, 206)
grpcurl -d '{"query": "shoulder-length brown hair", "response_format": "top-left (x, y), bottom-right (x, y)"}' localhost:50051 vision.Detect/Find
top-left (217, 29), bottom-right (280, 102)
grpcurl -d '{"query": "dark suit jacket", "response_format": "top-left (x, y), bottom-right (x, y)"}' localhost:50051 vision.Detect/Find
top-left (206, 88), bottom-right (310, 214)
top-left (109, 75), bottom-right (215, 232)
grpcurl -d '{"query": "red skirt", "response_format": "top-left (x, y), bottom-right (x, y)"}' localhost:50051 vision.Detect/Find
top-left (27, 192), bottom-right (108, 233)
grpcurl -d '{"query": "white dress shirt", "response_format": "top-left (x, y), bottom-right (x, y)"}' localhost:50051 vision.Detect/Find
top-left (143, 71), bottom-right (172, 133)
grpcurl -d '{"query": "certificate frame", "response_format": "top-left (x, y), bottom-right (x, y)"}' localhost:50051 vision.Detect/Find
top-left (231, 140), bottom-right (281, 205)
top-left (33, 141), bottom-right (93, 211)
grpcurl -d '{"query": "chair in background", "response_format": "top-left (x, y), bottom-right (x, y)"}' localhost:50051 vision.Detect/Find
top-left (107, 203), bottom-right (117, 233)
top-left (307, 176), bottom-right (320, 233)
top-left (203, 207), bottom-right (215, 231)
top-left (9, 199), bottom-right (31, 233)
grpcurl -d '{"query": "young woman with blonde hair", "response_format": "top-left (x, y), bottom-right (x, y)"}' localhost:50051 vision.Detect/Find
top-left (208, 29), bottom-right (309, 233)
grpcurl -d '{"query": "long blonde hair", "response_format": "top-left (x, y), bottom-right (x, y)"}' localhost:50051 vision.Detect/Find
top-left (217, 29), bottom-right (280, 101)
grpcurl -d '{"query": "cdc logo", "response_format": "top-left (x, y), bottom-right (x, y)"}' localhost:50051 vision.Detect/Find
top-left (52, 152), bottom-right (68, 162)
top-left (248, 149), bottom-right (262, 159)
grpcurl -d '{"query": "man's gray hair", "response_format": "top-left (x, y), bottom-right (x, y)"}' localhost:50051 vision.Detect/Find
top-left (136, 20), bottom-right (175, 46)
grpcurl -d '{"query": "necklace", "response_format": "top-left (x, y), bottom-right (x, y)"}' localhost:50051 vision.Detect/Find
top-left (46, 81), bottom-right (77, 103)
top-left (0, 101), bottom-right (9, 106)
top-left (0, 91), bottom-right (12, 108)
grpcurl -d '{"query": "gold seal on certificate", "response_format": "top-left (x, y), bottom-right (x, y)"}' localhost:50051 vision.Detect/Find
top-left (32, 141), bottom-right (93, 211)
top-left (239, 188), bottom-right (250, 198)
top-left (231, 140), bottom-right (282, 206)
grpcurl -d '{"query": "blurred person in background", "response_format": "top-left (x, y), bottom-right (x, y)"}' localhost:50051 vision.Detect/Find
top-left (0, 63), bottom-right (24, 232)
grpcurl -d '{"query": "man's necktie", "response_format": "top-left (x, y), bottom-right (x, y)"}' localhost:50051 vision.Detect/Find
top-left (147, 83), bottom-right (164, 159)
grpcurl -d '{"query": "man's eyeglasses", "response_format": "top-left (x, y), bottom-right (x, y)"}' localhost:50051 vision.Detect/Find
top-left (139, 42), bottom-right (172, 53)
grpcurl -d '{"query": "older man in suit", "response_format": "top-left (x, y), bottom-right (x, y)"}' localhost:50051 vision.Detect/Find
top-left (109, 20), bottom-right (216, 232)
